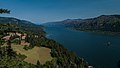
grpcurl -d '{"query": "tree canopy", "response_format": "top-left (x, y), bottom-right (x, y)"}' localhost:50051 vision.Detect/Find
top-left (0, 8), bottom-right (10, 14)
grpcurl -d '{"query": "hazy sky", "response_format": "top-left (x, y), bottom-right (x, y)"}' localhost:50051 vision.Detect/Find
top-left (0, 0), bottom-right (120, 24)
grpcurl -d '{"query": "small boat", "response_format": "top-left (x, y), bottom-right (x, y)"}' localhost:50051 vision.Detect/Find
top-left (106, 42), bottom-right (111, 46)
top-left (87, 63), bottom-right (94, 68)
top-left (88, 66), bottom-right (93, 68)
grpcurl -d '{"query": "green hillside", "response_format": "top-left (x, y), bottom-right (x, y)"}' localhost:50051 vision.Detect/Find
top-left (0, 17), bottom-right (88, 68)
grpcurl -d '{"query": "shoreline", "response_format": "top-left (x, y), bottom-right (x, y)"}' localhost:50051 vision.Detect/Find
top-left (66, 27), bottom-right (120, 36)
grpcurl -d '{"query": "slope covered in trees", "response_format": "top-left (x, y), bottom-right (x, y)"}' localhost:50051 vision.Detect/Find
top-left (0, 17), bottom-right (88, 68)
top-left (53, 15), bottom-right (120, 34)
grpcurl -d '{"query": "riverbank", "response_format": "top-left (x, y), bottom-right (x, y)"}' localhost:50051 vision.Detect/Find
top-left (66, 27), bottom-right (120, 36)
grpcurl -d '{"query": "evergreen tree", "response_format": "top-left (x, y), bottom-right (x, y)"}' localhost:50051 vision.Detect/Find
top-left (36, 60), bottom-right (42, 68)
top-left (0, 8), bottom-right (10, 14)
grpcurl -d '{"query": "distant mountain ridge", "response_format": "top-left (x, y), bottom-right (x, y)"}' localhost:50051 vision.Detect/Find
top-left (0, 17), bottom-right (37, 27)
top-left (52, 15), bottom-right (120, 33)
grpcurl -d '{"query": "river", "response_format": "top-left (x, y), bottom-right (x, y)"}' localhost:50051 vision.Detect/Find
top-left (42, 23), bottom-right (120, 68)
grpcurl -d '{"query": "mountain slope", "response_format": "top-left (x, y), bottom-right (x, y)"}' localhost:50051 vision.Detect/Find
top-left (0, 17), bottom-right (34, 25)
top-left (53, 15), bottom-right (120, 33)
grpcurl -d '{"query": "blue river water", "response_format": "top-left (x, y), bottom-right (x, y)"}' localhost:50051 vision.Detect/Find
top-left (42, 23), bottom-right (120, 68)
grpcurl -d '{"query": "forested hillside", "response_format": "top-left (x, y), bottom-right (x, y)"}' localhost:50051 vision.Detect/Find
top-left (53, 15), bottom-right (120, 33)
top-left (0, 17), bottom-right (88, 68)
